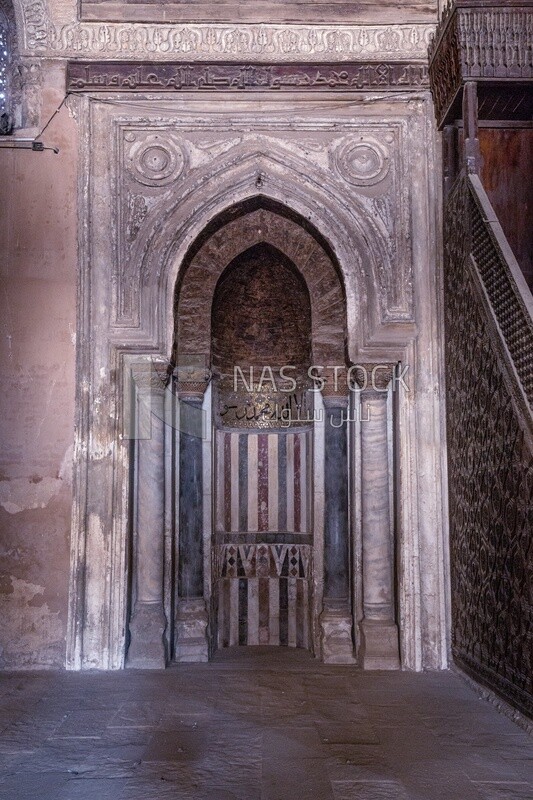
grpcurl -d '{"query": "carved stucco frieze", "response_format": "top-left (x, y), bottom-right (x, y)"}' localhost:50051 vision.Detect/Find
top-left (1, 0), bottom-right (43, 128)
top-left (16, 0), bottom-right (435, 63)
top-left (14, 57), bottom-right (42, 127)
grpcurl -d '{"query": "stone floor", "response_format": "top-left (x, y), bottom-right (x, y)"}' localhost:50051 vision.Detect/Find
top-left (0, 648), bottom-right (531, 800)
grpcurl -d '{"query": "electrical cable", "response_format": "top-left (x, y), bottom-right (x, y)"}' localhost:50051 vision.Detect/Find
top-left (0, 93), bottom-right (69, 152)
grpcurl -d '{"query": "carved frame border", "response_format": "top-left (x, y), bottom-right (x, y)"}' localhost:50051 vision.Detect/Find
top-left (66, 91), bottom-right (448, 672)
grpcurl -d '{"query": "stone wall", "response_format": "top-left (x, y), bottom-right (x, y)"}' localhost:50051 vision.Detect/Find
top-left (211, 242), bottom-right (312, 376)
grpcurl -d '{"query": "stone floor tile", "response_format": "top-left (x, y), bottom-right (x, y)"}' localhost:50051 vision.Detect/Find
top-left (56, 777), bottom-right (130, 799)
top-left (52, 709), bottom-right (116, 739)
top-left (108, 701), bottom-right (164, 729)
top-left (0, 721), bottom-right (45, 754)
top-left (138, 757), bottom-right (261, 798)
top-left (472, 782), bottom-right (533, 800)
top-left (496, 745), bottom-right (533, 762)
top-left (262, 725), bottom-right (324, 760)
top-left (120, 777), bottom-right (201, 799)
top-left (327, 761), bottom-right (397, 785)
top-left (317, 723), bottom-right (380, 745)
top-left (140, 729), bottom-right (207, 762)
top-left (261, 756), bottom-right (334, 800)
top-left (324, 744), bottom-right (391, 769)
top-left (459, 751), bottom-right (533, 783)
top-left (331, 779), bottom-right (411, 800)
top-left (0, 770), bottom-right (69, 800)
top-left (23, 737), bottom-right (145, 778)
top-left (399, 760), bottom-right (487, 800)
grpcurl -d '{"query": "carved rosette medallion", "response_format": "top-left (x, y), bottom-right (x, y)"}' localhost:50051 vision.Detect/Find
top-left (126, 132), bottom-right (185, 187)
top-left (335, 137), bottom-right (390, 186)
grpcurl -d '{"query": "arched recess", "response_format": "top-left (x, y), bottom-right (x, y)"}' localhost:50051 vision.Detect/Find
top-left (173, 199), bottom-right (347, 377)
top-left (68, 106), bottom-right (451, 673)
top-left (211, 242), bottom-right (313, 379)
top-left (161, 199), bottom-right (354, 662)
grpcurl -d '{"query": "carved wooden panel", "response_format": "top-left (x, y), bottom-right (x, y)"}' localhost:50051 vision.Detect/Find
top-left (479, 128), bottom-right (533, 292)
top-left (470, 185), bottom-right (533, 405)
top-left (444, 178), bottom-right (533, 716)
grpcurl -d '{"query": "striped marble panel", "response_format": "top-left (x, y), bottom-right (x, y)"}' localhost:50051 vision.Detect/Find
top-left (216, 430), bottom-right (309, 534)
top-left (218, 576), bottom-right (310, 650)
top-left (214, 430), bottom-right (311, 650)
top-left (215, 543), bottom-right (312, 650)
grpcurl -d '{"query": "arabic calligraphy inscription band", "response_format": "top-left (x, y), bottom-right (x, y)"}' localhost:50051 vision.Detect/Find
top-left (66, 61), bottom-right (429, 92)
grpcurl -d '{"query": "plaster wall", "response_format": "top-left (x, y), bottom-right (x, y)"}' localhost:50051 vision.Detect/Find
top-left (0, 63), bottom-right (77, 667)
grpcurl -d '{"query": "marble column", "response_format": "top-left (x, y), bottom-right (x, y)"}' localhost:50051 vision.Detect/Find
top-left (319, 393), bottom-right (355, 664)
top-left (358, 364), bottom-right (400, 669)
top-left (174, 380), bottom-right (209, 662)
top-left (127, 362), bottom-right (168, 669)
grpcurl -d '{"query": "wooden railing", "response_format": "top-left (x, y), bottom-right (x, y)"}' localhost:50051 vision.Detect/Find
top-left (468, 175), bottom-right (533, 410)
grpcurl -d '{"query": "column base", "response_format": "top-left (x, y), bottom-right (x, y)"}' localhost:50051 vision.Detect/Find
top-left (319, 605), bottom-right (356, 665)
top-left (359, 619), bottom-right (400, 670)
top-left (127, 603), bottom-right (167, 669)
top-left (175, 598), bottom-right (209, 663)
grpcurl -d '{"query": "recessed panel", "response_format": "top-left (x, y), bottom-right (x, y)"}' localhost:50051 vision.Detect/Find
top-left (81, 0), bottom-right (438, 25)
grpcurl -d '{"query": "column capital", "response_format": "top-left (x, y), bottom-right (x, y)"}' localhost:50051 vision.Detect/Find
top-left (173, 359), bottom-right (210, 401)
top-left (131, 358), bottom-right (170, 394)
top-left (321, 393), bottom-right (349, 409)
top-left (319, 364), bottom-right (349, 401)
top-left (352, 362), bottom-right (396, 393)
top-left (175, 382), bottom-right (209, 402)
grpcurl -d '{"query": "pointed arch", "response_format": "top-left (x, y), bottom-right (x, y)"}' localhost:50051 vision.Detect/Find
top-left (172, 202), bottom-right (347, 371)
top-left (129, 143), bottom-right (395, 358)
